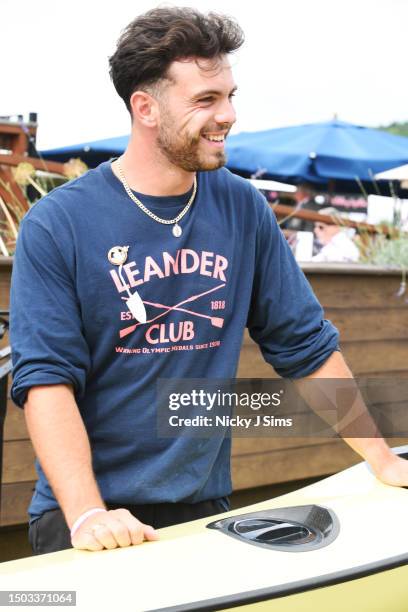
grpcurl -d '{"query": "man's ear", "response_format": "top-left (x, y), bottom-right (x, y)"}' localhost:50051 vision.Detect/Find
top-left (129, 91), bottom-right (160, 127)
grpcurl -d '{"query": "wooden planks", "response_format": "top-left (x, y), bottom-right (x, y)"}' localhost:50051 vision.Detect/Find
top-left (0, 259), bottom-right (11, 311)
top-left (232, 440), bottom-right (359, 490)
top-left (324, 308), bottom-right (408, 342)
top-left (2, 440), bottom-right (36, 484)
top-left (232, 437), bottom-right (327, 455)
top-left (313, 269), bottom-right (408, 377)
top-left (4, 397), bottom-right (26, 440)
top-left (0, 482), bottom-right (34, 526)
top-left (233, 267), bottom-right (408, 490)
top-left (238, 269), bottom-right (408, 378)
top-left (339, 340), bottom-right (408, 374)
top-left (237, 338), bottom-right (408, 378)
top-left (0, 153), bottom-right (65, 176)
top-left (306, 272), bottom-right (404, 309)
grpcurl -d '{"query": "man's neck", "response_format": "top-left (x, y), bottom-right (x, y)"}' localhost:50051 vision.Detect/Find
top-left (111, 138), bottom-right (195, 197)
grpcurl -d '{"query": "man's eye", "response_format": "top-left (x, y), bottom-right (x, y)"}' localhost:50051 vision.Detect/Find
top-left (198, 97), bottom-right (214, 103)
top-left (229, 93), bottom-right (236, 100)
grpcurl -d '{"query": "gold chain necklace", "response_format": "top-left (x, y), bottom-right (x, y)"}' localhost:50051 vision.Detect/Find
top-left (116, 159), bottom-right (197, 237)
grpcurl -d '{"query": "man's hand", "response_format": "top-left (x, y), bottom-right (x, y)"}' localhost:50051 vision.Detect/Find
top-left (25, 386), bottom-right (159, 552)
top-left (71, 508), bottom-right (158, 551)
top-left (372, 453), bottom-right (408, 488)
top-left (303, 352), bottom-right (408, 488)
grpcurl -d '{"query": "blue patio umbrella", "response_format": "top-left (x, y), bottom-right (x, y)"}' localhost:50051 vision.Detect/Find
top-left (225, 119), bottom-right (408, 194)
top-left (41, 135), bottom-right (129, 168)
top-left (41, 119), bottom-right (408, 195)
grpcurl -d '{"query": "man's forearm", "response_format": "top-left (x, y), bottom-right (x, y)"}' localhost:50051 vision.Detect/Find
top-left (25, 384), bottom-right (105, 528)
top-left (304, 351), bottom-right (395, 470)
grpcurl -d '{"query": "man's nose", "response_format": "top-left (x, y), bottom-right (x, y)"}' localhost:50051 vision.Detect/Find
top-left (214, 98), bottom-right (236, 126)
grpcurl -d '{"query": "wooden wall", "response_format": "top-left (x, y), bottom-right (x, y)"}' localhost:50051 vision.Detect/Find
top-left (0, 258), bottom-right (36, 526)
top-left (1, 258), bottom-right (407, 526)
top-left (232, 263), bottom-right (408, 490)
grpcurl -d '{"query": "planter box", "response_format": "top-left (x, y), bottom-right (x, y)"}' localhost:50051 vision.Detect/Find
top-left (1, 257), bottom-right (407, 525)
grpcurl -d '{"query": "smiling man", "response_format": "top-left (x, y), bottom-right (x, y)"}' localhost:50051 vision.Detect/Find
top-left (10, 7), bottom-right (408, 556)
top-left (154, 58), bottom-right (236, 171)
top-left (111, 54), bottom-right (237, 188)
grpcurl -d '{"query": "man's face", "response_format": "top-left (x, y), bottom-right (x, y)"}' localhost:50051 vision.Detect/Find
top-left (154, 56), bottom-right (237, 172)
top-left (314, 222), bottom-right (340, 245)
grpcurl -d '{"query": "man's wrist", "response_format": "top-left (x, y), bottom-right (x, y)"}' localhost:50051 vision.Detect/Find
top-left (65, 497), bottom-right (107, 530)
top-left (355, 438), bottom-right (395, 475)
top-left (70, 507), bottom-right (107, 538)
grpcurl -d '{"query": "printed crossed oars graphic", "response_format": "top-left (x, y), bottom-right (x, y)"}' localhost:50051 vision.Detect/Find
top-left (120, 283), bottom-right (226, 338)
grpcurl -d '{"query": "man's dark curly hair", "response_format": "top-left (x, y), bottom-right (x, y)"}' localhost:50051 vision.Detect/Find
top-left (109, 7), bottom-right (244, 114)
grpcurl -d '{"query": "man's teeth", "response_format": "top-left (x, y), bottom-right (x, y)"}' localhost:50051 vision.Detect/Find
top-left (203, 134), bottom-right (225, 142)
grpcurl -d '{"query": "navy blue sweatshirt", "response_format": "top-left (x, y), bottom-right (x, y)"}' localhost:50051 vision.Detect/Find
top-left (10, 162), bottom-right (338, 520)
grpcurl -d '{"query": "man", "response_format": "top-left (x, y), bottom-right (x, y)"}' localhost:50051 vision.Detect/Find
top-left (312, 207), bottom-right (360, 263)
top-left (281, 183), bottom-right (318, 233)
top-left (10, 7), bottom-right (408, 555)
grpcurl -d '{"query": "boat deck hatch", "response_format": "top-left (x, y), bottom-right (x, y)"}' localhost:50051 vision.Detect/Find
top-left (207, 505), bottom-right (339, 552)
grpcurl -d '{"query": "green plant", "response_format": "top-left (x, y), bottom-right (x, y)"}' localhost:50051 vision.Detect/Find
top-left (0, 159), bottom-right (88, 256)
top-left (357, 231), bottom-right (408, 268)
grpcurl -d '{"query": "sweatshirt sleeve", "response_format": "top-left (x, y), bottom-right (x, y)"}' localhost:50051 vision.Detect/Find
top-left (10, 217), bottom-right (91, 407)
top-left (247, 197), bottom-right (339, 378)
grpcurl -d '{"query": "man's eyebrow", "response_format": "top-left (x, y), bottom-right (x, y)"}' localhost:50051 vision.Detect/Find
top-left (191, 86), bottom-right (238, 99)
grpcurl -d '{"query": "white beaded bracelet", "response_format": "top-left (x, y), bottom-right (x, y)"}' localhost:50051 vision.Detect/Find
top-left (70, 507), bottom-right (106, 538)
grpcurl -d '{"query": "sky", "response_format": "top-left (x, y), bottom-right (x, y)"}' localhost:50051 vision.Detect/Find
top-left (2, 0), bottom-right (407, 150)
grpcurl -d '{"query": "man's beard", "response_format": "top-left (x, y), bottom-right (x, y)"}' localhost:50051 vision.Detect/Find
top-left (156, 110), bottom-right (229, 172)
